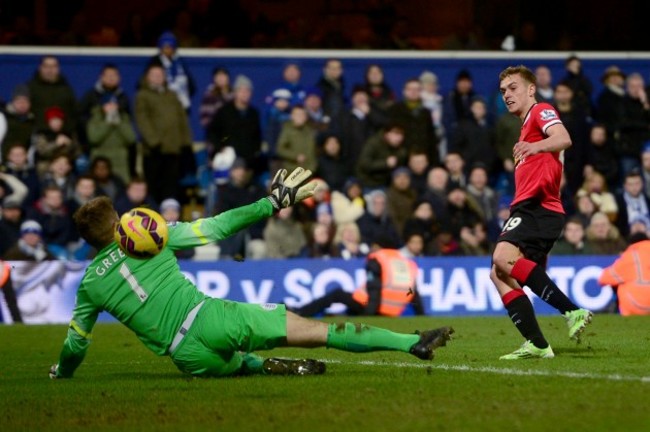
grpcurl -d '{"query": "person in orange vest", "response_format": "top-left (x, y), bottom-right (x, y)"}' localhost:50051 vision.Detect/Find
top-left (0, 260), bottom-right (23, 323)
top-left (291, 235), bottom-right (424, 317)
top-left (598, 232), bottom-right (650, 315)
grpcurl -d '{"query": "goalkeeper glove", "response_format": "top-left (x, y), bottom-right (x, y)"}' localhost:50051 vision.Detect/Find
top-left (49, 364), bottom-right (60, 379)
top-left (267, 167), bottom-right (317, 211)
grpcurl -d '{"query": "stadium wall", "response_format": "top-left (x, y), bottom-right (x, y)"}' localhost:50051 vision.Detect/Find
top-left (0, 255), bottom-right (615, 324)
top-left (3, 47), bottom-right (650, 140)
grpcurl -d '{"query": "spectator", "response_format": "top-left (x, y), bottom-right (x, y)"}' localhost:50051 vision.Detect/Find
top-left (199, 67), bottom-right (232, 130)
top-left (135, 64), bottom-right (193, 203)
top-left (586, 211), bottom-right (626, 255)
top-left (402, 199), bottom-right (439, 255)
top-left (550, 217), bottom-right (595, 255)
top-left (595, 65), bottom-right (626, 152)
top-left (0, 198), bottom-right (24, 256)
top-left (77, 64), bottom-right (131, 149)
top-left (460, 220), bottom-right (491, 256)
top-left (276, 105), bottom-right (317, 173)
top-left (315, 59), bottom-right (346, 136)
top-left (419, 71), bottom-right (446, 156)
top-left (0, 84), bottom-right (35, 161)
top-left (450, 97), bottom-right (496, 175)
top-left (493, 110), bottom-right (520, 196)
top-left (421, 166), bottom-right (450, 223)
top-left (356, 189), bottom-right (401, 248)
top-left (341, 87), bottom-right (385, 171)
top-left (268, 62), bottom-right (306, 108)
top-left (444, 69), bottom-right (477, 144)
top-left (387, 78), bottom-right (439, 165)
top-left (583, 124), bottom-right (619, 192)
top-left (299, 222), bottom-right (339, 259)
top-left (386, 167), bottom-right (417, 238)
top-left (33, 106), bottom-right (80, 178)
top-left (553, 81), bottom-right (591, 194)
top-left (26, 185), bottom-right (75, 258)
top-left (89, 156), bottom-right (125, 201)
top-left (362, 64), bottom-right (395, 115)
top-left (400, 231), bottom-right (425, 258)
top-left (534, 65), bottom-right (554, 105)
top-left (214, 158), bottom-right (267, 260)
top-left (39, 153), bottom-right (76, 201)
top-left (316, 134), bottom-right (349, 192)
top-left (113, 177), bottom-right (158, 217)
top-left (356, 123), bottom-right (408, 190)
top-left (303, 86), bottom-right (332, 143)
top-left (86, 93), bottom-right (137, 183)
top-left (2, 219), bottom-right (56, 262)
top-left (443, 185), bottom-right (484, 240)
top-left (487, 194), bottom-right (512, 243)
top-left (262, 88), bottom-right (292, 162)
top-left (618, 72), bottom-right (650, 174)
top-left (407, 150), bottom-right (430, 198)
top-left (615, 170), bottom-right (650, 238)
top-left (263, 206), bottom-right (306, 259)
top-left (26, 56), bottom-right (77, 135)
top-left (576, 171), bottom-right (618, 222)
top-left (561, 55), bottom-right (593, 116)
top-left (599, 231), bottom-right (650, 316)
top-left (444, 152), bottom-right (466, 190)
top-left (1, 144), bottom-right (38, 208)
top-left (466, 163), bottom-right (498, 224)
top-left (207, 75), bottom-right (263, 176)
top-left (160, 197), bottom-right (195, 260)
top-left (146, 31), bottom-right (196, 112)
top-left (574, 193), bottom-right (598, 229)
top-left (334, 221), bottom-right (368, 259)
top-left (65, 175), bottom-right (97, 217)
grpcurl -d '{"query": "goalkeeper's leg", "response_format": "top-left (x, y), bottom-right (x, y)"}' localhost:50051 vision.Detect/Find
top-left (286, 312), bottom-right (452, 360)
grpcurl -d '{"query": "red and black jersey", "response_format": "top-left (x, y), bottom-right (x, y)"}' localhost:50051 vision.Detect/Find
top-left (512, 103), bottom-right (565, 214)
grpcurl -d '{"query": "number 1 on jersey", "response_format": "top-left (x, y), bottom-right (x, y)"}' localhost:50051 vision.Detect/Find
top-left (119, 263), bottom-right (149, 302)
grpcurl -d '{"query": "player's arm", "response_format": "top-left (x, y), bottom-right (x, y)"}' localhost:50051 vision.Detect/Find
top-left (513, 123), bottom-right (572, 161)
top-left (167, 167), bottom-right (317, 250)
top-left (50, 289), bottom-right (100, 379)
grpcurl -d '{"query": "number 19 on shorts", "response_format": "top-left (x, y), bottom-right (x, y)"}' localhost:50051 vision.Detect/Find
top-left (501, 216), bottom-right (522, 232)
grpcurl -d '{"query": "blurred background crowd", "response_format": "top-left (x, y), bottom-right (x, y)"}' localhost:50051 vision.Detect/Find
top-left (1, 1), bottom-right (650, 263)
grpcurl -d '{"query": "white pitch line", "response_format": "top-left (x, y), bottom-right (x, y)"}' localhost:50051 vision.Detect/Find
top-left (320, 359), bottom-right (650, 384)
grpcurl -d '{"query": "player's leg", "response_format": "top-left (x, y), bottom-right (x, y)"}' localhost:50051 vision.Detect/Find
top-left (491, 242), bottom-right (553, 359)
top-left (285, 311), bottom-right (453, 360)
top-left (289, 288), bottom-right (364, 317)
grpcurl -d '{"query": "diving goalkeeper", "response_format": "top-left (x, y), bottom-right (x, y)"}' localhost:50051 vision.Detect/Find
top-left (50, 167), bottom-right (453, 378)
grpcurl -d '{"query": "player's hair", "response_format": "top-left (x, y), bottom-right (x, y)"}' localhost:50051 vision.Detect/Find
top-left (499, 65), bottom-right (536, 85)
top-left (73, 196), bottom-right (117, 248)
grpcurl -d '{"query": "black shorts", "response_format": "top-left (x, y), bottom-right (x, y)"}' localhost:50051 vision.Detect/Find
top-left (496, 199), bottom-right (565, 265)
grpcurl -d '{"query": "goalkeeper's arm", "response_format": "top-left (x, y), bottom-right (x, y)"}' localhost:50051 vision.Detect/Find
top-left (50, 321), bottom-right (93, 379)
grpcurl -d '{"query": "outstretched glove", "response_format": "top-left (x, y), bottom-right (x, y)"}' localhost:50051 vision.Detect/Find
top-left (49, 364), bottom-right (60, 379)
top-left (267, 167), bottom-right (317, 211)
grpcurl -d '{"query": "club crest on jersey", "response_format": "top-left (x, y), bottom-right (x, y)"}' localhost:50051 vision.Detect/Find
top-left (540, 109), bottom-right (557, 121)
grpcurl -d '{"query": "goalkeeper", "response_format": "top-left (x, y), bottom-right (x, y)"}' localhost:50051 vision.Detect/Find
top-left (50, 167), bottom-right (453, 378)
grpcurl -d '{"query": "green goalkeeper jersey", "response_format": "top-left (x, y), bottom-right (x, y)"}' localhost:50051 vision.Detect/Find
top-left (55, 198), bottom-right (274, 378)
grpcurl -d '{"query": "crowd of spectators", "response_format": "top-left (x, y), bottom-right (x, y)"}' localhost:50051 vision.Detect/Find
top-left (2, 37), bottom-right (650, 262)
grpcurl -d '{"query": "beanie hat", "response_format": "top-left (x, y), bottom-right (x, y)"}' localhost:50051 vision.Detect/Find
top-left (157, 31), bottom-right (178, 49)
top-left (45, 106), bottom-right (65, 122)
top-left (20, 220), bottom-right (42, 235)
top-left (12, 84), bottom-right (30, 100)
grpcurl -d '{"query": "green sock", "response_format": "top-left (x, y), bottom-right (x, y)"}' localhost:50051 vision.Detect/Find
top-left (326, 322), bottom-right (419, 353)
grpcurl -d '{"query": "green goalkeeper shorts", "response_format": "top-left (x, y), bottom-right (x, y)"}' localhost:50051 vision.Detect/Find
top-left (170, 299), bottom-right (287, 377)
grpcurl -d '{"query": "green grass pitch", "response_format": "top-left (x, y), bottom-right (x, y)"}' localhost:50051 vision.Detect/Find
top-left (1, 314), bottom-right (649, 432)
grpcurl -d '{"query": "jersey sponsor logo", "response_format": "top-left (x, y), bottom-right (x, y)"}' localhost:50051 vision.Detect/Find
top-left (540, 109), bottom-right (557, 121)
top-left (261, 303), bottom-right (278, 311)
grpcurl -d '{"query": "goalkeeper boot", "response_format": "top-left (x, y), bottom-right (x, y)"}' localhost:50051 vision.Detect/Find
top-left (499, 340), bottom-right (555, 360)
top-left (564, 308), bottom-right (593, 343)
top-left (262, 358), bottom-right (326, 376)
top-left (409, 326), bottom-right (454, 360)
